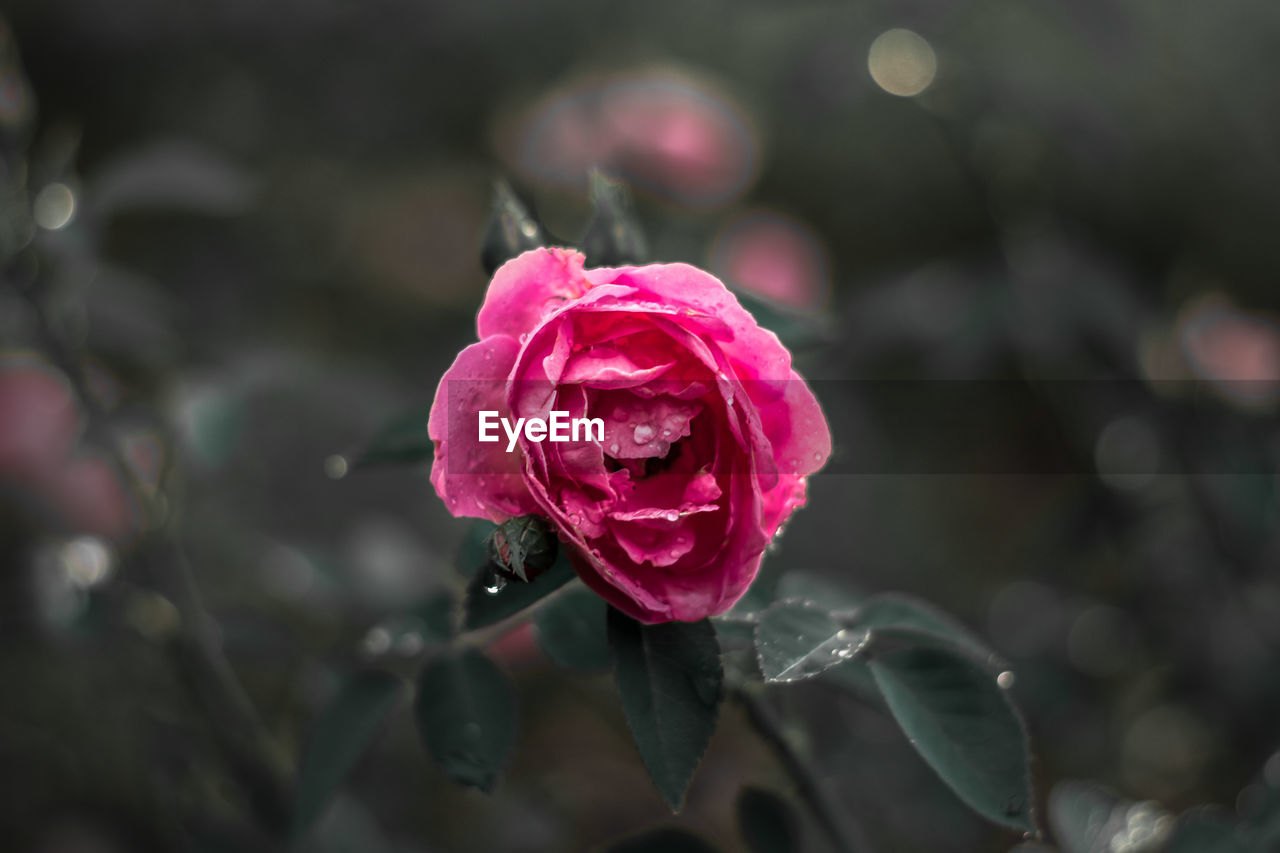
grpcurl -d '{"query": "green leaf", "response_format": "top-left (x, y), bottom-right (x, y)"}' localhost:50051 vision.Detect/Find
top-left (294, 670), bottom-right (405, 835)
top-left (608, 609), bottom-right (724, 812)
top-left (355, 409), bottom-right (433, 467)
top-left (867, 630), bottom-right (1036, 833)
top-left (534, 586), bottom-right (609, 671)
top-left (463, 549), bottom-right (576, 630)
top-left (603, 827), bottom-right (721, 853)
top-left (822, 658), bottom-right (886, 708)
top-left (413, 649), bottom-right (517, 792)
top-left (850, 593), bottom-right (1000, 667)
top-left (755, 599), bottom-right (865, 683)
top-left (736, 787), bottom-right (799, 853)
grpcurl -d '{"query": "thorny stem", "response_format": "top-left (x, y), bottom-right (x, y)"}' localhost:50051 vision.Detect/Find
top-left (735, 686), bottom-right (873, 853)
top-left (14, 263), bottom-right (295, 835)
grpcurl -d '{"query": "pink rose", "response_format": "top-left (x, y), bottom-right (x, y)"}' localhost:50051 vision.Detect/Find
top-left (428, 247), bottom-right (830, 623)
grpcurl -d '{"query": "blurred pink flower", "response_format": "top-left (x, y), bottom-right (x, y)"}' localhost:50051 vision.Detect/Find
top-left (0, 356), bottom-right (137, 540)
top-left (498, 68), bottom-right (760, 208)
top-left (712, 212), bottom-right (831, 311)
top-left (1178, 299), bottom-right (1280, 407)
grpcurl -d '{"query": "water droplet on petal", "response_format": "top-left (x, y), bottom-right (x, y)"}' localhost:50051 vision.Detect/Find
top-left (997, 670), bottom-right (1017, 689)
top-left (609, 443), bottom-right (620, 454)
top-left (664, 510), bottom-right (679, 522)
top-left (633, 424), bottom-right (656, 444)
top-left (662, 428), bottom-right (672, 437)
top-left (813, 451), bottom-right (823, 462)
top-left (519, 333), bottom-right (529, 343)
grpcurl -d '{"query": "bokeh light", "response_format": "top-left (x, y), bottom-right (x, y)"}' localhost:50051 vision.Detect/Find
top-left (58, 535), bottom-right (114, 588)
top-left (261, 543), bottom-right (316, 602)
top-left (1122, 705), bottom-right (1214, 801)
top-left (868, 29), bottom-right (938, 98)
top-left (33, 182), bottom-right (76, 230)
top-left (324, 453), bottom-right (349, 480)
top-left (1095, 415), bottom-right (1162, 491)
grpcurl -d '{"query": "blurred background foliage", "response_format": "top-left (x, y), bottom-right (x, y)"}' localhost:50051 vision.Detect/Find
top-left (1, 0), bottom-right (1280, 850)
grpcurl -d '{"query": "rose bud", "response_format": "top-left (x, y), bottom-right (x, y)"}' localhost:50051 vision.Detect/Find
top-left (580, 169), bottom-right (648, 267)
top-left (480, 180), bottom-right (547, 276)
top-left (488, 514), bottom-right (558, 583)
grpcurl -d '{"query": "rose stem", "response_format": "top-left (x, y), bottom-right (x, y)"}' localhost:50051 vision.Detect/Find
top-left (15, 265), bottom-right (295, 836)
top-left (734, 686), bottom-right (873, 853)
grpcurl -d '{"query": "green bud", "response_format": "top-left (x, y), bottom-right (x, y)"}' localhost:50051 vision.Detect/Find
top-left (487, 515), bottom-right (558, 583)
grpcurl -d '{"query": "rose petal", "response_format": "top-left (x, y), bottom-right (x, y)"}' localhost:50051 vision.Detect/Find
top-left (756, 372), bottom-right (830, 536)
top-left (561, 348), bottom-right (674, 388)
top-left (427, 335), bottom-right (538, 522)
top-left (585, 261), bottom-right (792, 398)
top-left (592, 391), bottom-right (701, 460)
top-left (476, 248), bottom-right (591, 341)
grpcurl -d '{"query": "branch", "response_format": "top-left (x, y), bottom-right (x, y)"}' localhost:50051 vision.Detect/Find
top-left (14, 264), bottom-right (295, 835)
top-left (735, 686), bottom-right (873, 853)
